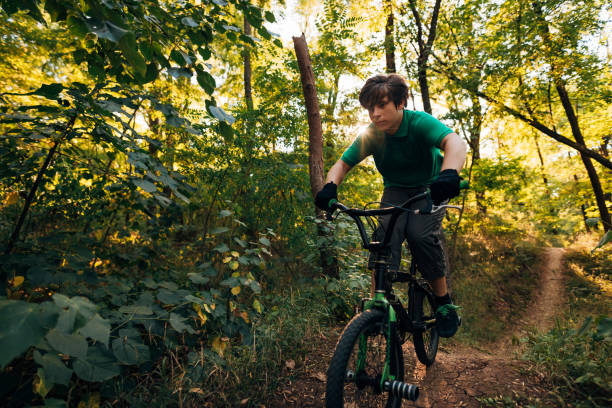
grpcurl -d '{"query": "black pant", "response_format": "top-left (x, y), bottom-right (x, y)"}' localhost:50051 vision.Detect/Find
top-left (367, 187), bottom-right (447, 280)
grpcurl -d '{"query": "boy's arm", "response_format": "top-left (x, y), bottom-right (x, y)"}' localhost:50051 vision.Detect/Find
top-left (439, 132), bottom-right (467, 172)
top-left (325, 159), bottom-right (353, 186)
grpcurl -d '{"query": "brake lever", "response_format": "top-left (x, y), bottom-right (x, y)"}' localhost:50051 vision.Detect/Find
top-left (414, 191), bottom-right (433, 214)
top-left (325, 199), bottom-right (338, 221)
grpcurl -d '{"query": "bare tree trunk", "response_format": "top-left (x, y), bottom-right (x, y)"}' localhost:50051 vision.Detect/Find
top-left (5, 115), bottom-right (77, 256)
top-left (532, 0), bottom-right (611, 231)
top-left (243, 14), bottom-right (254, 111)
top-left (293, 34), bottom-right (338, 278)
top-left (384, 0), bottom-right (396, 73)
top-left (407, 0), bottom-right (442, 114)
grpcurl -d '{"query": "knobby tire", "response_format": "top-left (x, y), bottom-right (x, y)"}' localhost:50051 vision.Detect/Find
top-left (412, 286), bottom-right (439, 366)
top-left (325, 309), bottom-right (404, 408)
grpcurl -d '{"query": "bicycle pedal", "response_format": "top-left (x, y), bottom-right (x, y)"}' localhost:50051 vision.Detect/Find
top-left (384, 380), bottom-right (419, 401)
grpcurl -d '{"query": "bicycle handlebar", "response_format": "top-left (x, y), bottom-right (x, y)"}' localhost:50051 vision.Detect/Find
top-left (326, 181), bottom-right (469, 250)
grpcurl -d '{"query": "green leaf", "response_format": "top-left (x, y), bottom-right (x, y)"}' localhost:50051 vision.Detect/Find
top-left (181, 17), bottom-right (199, 27)
top-left (213, 243), bottom-right (229, 253)
top-left (170, 49), bottom-right (187, 66)
top-left (593, 230), bottom-right (612, 251)
top-left (118, 32), bottom-right (147, 77)
top-left (46, 330), bottom-right (88, 359)
top-left (187, 273), bottom-right (210, 285)
top-left (157, 289), bottom-right (184, 305)
top-left (264, 11), bottom-right (276, 23)
top-left (31, 83), bottom-right (64, 99)
top-left (210, 226), bottom-right (229, 234)
top-left (208, 105), bottom-right (235, 124)
top-left (259, 237), bottom-right (271, 246)
top-left (220, 277), bottom-right (239, 287)
top-left (219, 209), bottom-right (232, 217)
top-left (118, 305), bottom-right (154, 315)
top-left (33, 351), bottom-right (73, 386)
top-left (112, 337), bottom-right (150, 365)
top-left (169, 313), bottom-right (195, 334)
top-left (77, 314), bottom-right (110, 347)
top-left (195, 67), bottom-right (216, 94)
top-left (85, 18), bottom-right (129, 43)
top-left (0, 300), bottom-right (59, 368)
top-left (133, 178), bottom-right (157, 193)
top-left (73, 345), bottom-right (120, 382)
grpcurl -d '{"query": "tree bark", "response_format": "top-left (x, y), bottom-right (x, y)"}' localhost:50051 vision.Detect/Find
top-left (293, 34), bottom-right (338, 278)
top-left (384, 0), bottom-right (396, 73)
top-left (243, 14), bottom-right (254, 111)
top-left (407, 0), bottom-right (442, 114)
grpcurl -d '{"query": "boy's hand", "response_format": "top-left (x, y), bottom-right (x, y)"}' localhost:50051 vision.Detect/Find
top-left (430, 169), bottom-right (461, 205)
top-left (315, 182), bottom-right (338, 211)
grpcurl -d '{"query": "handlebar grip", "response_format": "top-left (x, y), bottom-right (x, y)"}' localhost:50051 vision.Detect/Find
top-left (459, 180), bottom-right (469, 189)
top-left (325, 199), bottom-right (338, 221)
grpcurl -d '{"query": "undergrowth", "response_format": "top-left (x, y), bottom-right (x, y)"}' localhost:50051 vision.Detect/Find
top-left (450, 224), bottom-right (540, 345)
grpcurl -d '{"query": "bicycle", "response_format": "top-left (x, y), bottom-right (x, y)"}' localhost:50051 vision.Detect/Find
top-left (324, 187), bottom-right (465, 407)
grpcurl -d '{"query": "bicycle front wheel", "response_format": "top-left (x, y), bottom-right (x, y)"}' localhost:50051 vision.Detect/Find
top-left (412, 286), bottom-right (439, 366)
top-left (326, 309), bottom-right (404, 408)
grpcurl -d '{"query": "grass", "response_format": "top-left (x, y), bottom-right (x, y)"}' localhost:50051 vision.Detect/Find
top-left (449, 226), bottom-right (541, 345)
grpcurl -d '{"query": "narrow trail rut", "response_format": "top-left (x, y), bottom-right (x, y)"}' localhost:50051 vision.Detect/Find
top-left (269, 248), bottom-right (565, 407)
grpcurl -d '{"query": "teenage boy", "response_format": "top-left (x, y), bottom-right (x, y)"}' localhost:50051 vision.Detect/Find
top-left (315, 73), bottom-right (467, 337)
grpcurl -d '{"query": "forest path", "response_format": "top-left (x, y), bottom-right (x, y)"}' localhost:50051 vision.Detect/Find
top-left (269, 248), bottom-right (565, 407)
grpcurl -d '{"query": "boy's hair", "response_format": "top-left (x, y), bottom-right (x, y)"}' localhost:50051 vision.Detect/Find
top-left (359, 74), bottom-right (409, 110)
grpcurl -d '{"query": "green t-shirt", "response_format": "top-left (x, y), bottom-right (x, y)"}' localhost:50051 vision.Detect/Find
top-left (340, 110), bottom-right (453, 188)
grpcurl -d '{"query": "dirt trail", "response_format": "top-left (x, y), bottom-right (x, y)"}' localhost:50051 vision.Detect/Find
top-left (269, 248), bottom-right (565, 407)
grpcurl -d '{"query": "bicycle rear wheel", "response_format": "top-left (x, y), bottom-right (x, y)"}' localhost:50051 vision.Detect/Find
top-left (326, 309), bottom-right (404, 408)
top-left (412, 286), bottom-right (439, 366)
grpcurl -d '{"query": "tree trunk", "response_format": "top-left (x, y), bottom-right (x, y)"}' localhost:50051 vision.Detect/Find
top-left (5, 114), bottom-right (77, 256)
top-left (293, 34), bottom-right (338, 278)
top-left (407, 0), bottom-right (442, 114)
top-left (243, 14), bottom-right (254, 111)
top-left (532, 0), bottom-right (611, 231)
top-left (384, 0), bottom-right (396, 73)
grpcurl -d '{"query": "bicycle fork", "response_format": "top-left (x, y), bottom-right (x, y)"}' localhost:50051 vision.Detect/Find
top-left (345, 298), bottom-right (419, 401)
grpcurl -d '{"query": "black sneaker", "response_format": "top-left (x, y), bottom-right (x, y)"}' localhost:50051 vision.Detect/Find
top-left (436, 304), bottom-right (461, 338)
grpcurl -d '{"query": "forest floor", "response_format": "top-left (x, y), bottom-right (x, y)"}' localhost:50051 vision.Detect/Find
top-left (268, 248), bottom-right (565, 407)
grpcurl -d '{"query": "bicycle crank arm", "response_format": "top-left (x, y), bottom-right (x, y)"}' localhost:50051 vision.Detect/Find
top-left (384, 380), bottom-right (419, 401)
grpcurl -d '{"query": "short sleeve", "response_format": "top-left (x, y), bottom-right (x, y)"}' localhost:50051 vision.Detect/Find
top-left (340, 135), bottom-right (364, 167)
top-left (340, 125), bottom-right (380, 167)
top-left (413, 112), bottom-right (454, 147)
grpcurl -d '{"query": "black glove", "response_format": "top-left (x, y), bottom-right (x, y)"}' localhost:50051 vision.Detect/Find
top-left (315, 182), bottom-right (338, 211)
top-left (430, 169), bottom-right (461, 205)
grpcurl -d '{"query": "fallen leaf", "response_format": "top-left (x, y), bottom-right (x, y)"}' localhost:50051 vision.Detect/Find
top-left (311, 372), bottom-right (326, 382)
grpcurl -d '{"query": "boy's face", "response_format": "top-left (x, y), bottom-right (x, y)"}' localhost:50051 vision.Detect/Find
top-left (367, 96), bottom-right (404, 134)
